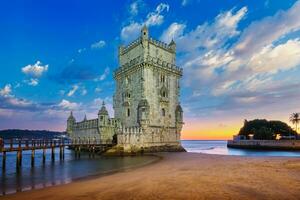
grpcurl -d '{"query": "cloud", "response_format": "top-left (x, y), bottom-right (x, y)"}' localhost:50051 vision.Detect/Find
top-left (130, 0), bottom-right (143, 16)
top-left (247, 39), bottom-right (300, 74)
top-left (234, 1), bottom-right (300, 57)
top-left (160, 22), bottom-right (186, 43)
top-left (58, 99), bottom-right (80, 110)
top-left (81, 87), bottom-right (87, 96)
top-left (95, 87), bottom-right (102, 93)
top-left (78, 48), bottom-right (86, 53)
top-left (24, 78), bottom-right (39, 86)
top-left (0, 84), bottom-right (12, 97)
top-left (175, 6), bottom-right (247, 53)
top-left (121, 3), bottom-right (170, 43)
top-left (0, 84), bottom-right (37, 111)
top-left (121, 22), bottom-right (143, 43)
top-left (67, 85), bottom-right (79, 97)
top-left (182, 0), bottom-right (188, 6)
top-left (91, 40), bottom-right (106, 49)
top-left (145, 3), bottom-right (169, 26)
top-left (94, 67), bottom-right (110, 81)
top-left (21, 61), bottom-right (49, 77)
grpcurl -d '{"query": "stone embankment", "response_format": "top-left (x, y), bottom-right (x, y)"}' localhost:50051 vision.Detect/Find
top-left (227, 140), bottom-right (300, 150)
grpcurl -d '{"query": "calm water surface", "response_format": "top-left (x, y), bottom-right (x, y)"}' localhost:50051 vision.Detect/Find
top-left (182, 140), bottom-right (300, 157)
top-left (0, 147), bottom-right (158, 195)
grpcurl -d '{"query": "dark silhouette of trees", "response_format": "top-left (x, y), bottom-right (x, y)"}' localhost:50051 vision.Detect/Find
top-left (238, 119), bottom-right (297, 140)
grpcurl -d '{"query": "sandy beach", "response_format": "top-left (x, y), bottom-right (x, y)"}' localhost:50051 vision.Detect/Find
top-left (3, 152), bottom-right (300, 200)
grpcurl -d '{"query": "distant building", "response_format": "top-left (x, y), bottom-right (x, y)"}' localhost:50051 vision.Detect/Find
top-left (67, 26), bottom-right (184, 153)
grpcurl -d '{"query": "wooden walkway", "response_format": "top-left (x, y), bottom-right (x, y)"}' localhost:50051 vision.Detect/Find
top-left (0, 138), bottom-right (113, 170)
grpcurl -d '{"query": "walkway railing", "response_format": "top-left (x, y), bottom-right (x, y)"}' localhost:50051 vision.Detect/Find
top-left (0, 138), bottom-right (113, 170)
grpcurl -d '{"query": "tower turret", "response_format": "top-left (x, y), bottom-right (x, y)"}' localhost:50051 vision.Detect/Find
top-left (98, 101), bottom-right (109, 126)
top-left (169, 39), bottom-right (176, 52)
top-left (67, 111), bottom-right (76, 135)
top-left (141, 25), bottom-right (149, 40)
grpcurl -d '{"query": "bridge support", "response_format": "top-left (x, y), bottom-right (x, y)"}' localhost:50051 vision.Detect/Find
top-left (43, 148), bottom-right (46, 164)
top-left (31, 149), bottom-right (35, 167)
top-left (59, 146), bottom-right (63, 160)
top-left (2, 151), bottom-right (6, 170)
top-left (51, 146), bottom-right (55, 161)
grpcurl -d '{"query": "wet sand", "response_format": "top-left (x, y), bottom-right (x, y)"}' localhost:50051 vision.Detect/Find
top-left (3, 152), bottom-right (300, 200)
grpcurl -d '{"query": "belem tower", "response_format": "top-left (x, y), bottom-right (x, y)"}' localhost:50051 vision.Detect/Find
top-left (67, 26), bottom-right (185, 153)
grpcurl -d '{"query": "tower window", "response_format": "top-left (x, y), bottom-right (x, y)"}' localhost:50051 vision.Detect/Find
top-left (125, 91), bottom-right (131, 98)
top-left (161, 108), bottom-right (166, 117)
top-left (160, 74), bottom-right (165, 83)
top-left (144, 32), bottom-right (146, 35)
top-left (127, 108), bottom-right (130, 117)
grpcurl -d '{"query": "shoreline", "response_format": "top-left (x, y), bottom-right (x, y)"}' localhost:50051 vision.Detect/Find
top-left (2, 152), bottom-right (300, 200)
top-left (1, 154), bottom-right (162, 196)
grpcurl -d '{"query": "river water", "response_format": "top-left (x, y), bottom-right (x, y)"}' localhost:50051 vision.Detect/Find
top-left (182, 140), bottom-right (300, 157)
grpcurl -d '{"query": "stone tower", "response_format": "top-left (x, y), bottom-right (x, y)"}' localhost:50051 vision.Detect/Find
top-left (67, 111), bottom-right (76, 135)
top-left (113, 26), bottom-right (184, 152)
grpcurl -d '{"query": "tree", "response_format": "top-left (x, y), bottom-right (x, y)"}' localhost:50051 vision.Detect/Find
top-left (238, 119), bottom-right (297, 140)
top-left (253, 127), bottom-right (274, 140)
top-left (290, 113), bottom-right (300, 133)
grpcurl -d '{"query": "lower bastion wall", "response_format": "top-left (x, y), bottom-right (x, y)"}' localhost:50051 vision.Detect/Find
top-left (114, 126), bottom-right (184, 153)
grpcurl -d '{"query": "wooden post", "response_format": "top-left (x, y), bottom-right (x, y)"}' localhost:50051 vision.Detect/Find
top-left (26, 140), bottom-right (29, 149)
top-left (31, 149), bottom-right (35, 167)
top-left (51, 141), bottom-right (55, 161)
top-left (78, 146), bottom-right (81, 158)
top-left (59, 140), bottom-right (63, 160)
top-left (92, 146), bottom-right (95, 158)
top-left (19, 140), bottom-right (22, 166)
top-left (88, 146), bottom-right (91, 158)
top-left (2, 151), bottom-right (6, 170)
top-left (10, 138), bottom-right (13, 150)
top-left (43, 147), bottom-right (46, 164)
top-left (63, 139), bottom-right (65, 160)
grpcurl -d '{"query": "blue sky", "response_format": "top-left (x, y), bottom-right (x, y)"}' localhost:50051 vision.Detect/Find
top-left (0, 0), bottom-right (300, 139)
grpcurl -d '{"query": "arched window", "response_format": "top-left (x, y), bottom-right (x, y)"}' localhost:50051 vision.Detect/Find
top-left (160, 74), bottom-right (165, 83)
top-left (127, 108), bottom-right (130, 117)
top-left (161, 108), bottom-right (166, 117)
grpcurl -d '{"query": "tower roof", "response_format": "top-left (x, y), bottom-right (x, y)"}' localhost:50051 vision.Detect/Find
top-left (141, 24), bottom-right (148, 31)
top-left (169, 39), bottom-right (176, 45)
top-left (68, 111), bottom-right (75, 121)
top-left (98, 101), bottom-right (108, 115)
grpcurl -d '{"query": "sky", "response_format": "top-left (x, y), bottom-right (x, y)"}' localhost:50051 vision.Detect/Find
top-left (0, 0), bottom-right (300, 140)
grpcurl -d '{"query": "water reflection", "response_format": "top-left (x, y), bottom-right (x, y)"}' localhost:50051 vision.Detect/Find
top-left (0, 148), bottom-right (158, 195)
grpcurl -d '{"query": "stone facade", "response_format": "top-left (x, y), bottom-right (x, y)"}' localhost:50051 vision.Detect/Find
top-left (67, 102), bottom-right (120, 143)
top-left (113, 26), bottom-right (184, 152)
top-left (67, 26), bottom-right (184, 153)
